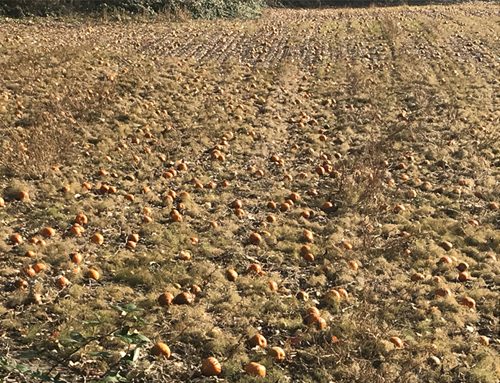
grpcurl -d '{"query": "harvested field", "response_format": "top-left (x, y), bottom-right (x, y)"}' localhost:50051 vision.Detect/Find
top-left (0, 3), bottom-right (499, 382)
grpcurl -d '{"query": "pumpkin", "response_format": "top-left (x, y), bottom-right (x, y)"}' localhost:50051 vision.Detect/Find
top-left (10, 233), bottom-right (23, 245)
top-left (178, 250), bottom-right (192, 261)
top-left (268, 280), bottom-right (278, 292)
top-left (55, 275), bottom-right (70, 288)
top-left (87, 269), bottom-right (100, 281)
top-left (91, 233), bottom-right (104, 245)
top-left (269, 346), bottom-right (286, 362)
top-left (341, 240), bottom-right (353, 250)
top-left (321, 201), bottom-right (334, 211)
top-left (435, 287), bottom-right (452, 297)
top-left (173, 292), bottom-right (194, 305)
top-left (231, 200), bottom-right (243, 209)
top-left (17, 190), bottom-right (30, 201)
top-left (177, 162), bottom-right (188, 171)
top-left (247, 263), bottom-right (263, 275)
top-left (440, 241), bottom-right (453, 251)
top-left (303, 229), bottom-right (314, 243)
top-left (487, 202), bottom-right (499, 210)
top-left (15, 278), bottom-right (28, 289)
top-left (324, 289), bottom-right (341, 304)
top-left (337, 288), bottom-right (348, 300)
top-left (158, 292), bottom-right (174, 306)
top-left (249, 232), bottom-right (263, 245)
top-left (302, 252), bottom-right (314, 262)
top-left (389, 336), bottom-right (404, 348)
top-left (267, 201), bottom-right (277, 209)
top-left (69, 252), bottom-right (83, 264)
top-left (458, 271), bottom-right (469, 282)
top-left (24, 266), bottom-right (36, 278)
top-left (201, 357), bottom-right (222, 376)
top-left (348, 260), bottom-right (359, 271)
top-left (170, 209), bottom-right (183, 222)
top-left (456, 262), bottom-right (469, 272)
top-left (128, 233), bottom-right (140, 243)
top-left (69, 224), bottom-right (85, 236)
top-left (151, 342), bottom-right (171, 358)
top-left (478, 336), bottom-right (490, 346)
top-left (33, 262), bottom-right (46, 273)
top-left (249, 333), bottom-right (267, 348)
top-left (314, 317), bottom-right (327, 330)
top-left (226, 268), bottom-right (238, 282)
top-left (234, 208), bottom-right (245, 218)
top-left (406, 189), bottom-right (417, 198)
top-left (410, 273), bottom-right (425, 282)
top-left (438, 256), bottom-right (453, 265)
top-left (245, 362), bottom-right (266, 377)
top-left (190, 284), bottom-right (202, 295)
top-left (460, 296), bottom-right (476, 309)
top-left (280, 202), bottom-right (291, 212)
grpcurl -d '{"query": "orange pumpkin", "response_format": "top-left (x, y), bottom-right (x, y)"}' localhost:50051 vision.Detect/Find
top-left (268, 280), bottom-right (278, 292)
top-left (201, 357), bottom-right (222, 376)
top-left (10, 233), bottom-right (23, 245)
top-left (69, 252), bottom-right (83, 264)
top-left (173, 292), bottom-right (194, 305)
top-left (33, 262), bottom-right (47, 273)
top-left (157, 292), bottom-right (174, 306)
top-left (460, 296), bottom-right (476, 309)
top-left (249, 334), bottom-right (267, 348)
top-left (151, 342), bottom-right (171, 358)
top-left (389, 336), bottom-right (404, 348)
top-left (226, 268), bottom-right (238, 282)
top-left (170, 209), bottom-right (183, 222)
top-left (87, 269), bottom-right (100, 281)
top-left (269, 346), bottom-right (286, 362)
top-left (303, 229), bottom-right (314, 243)
top-left (245, 362), bottom-right (266, 377)
top-left (91, 233), bottom-right (104, 245)
top-left (249, 232), bottom-right (263, 245)
top-left (247, 263), bottom-right (263, 275)
top-left (55, 275), bottom-right (70, 288)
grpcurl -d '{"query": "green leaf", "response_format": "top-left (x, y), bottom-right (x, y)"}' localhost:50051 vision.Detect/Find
top-left (15, 363), bottom-right (30, 373)
top-left (122, 303), bottom-right (140, 312)
top-left (112, 303), bottom-right (141, 314)
top-left (135, 334), bottom-right (150, 343)
top-left (116, 332), bottom-right (150, 345)
top-left (69, 331), bottom-right (86, 343)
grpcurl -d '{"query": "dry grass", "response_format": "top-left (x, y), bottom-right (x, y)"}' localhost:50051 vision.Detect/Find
top-left (0, 3), bottom-right (499, 382)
